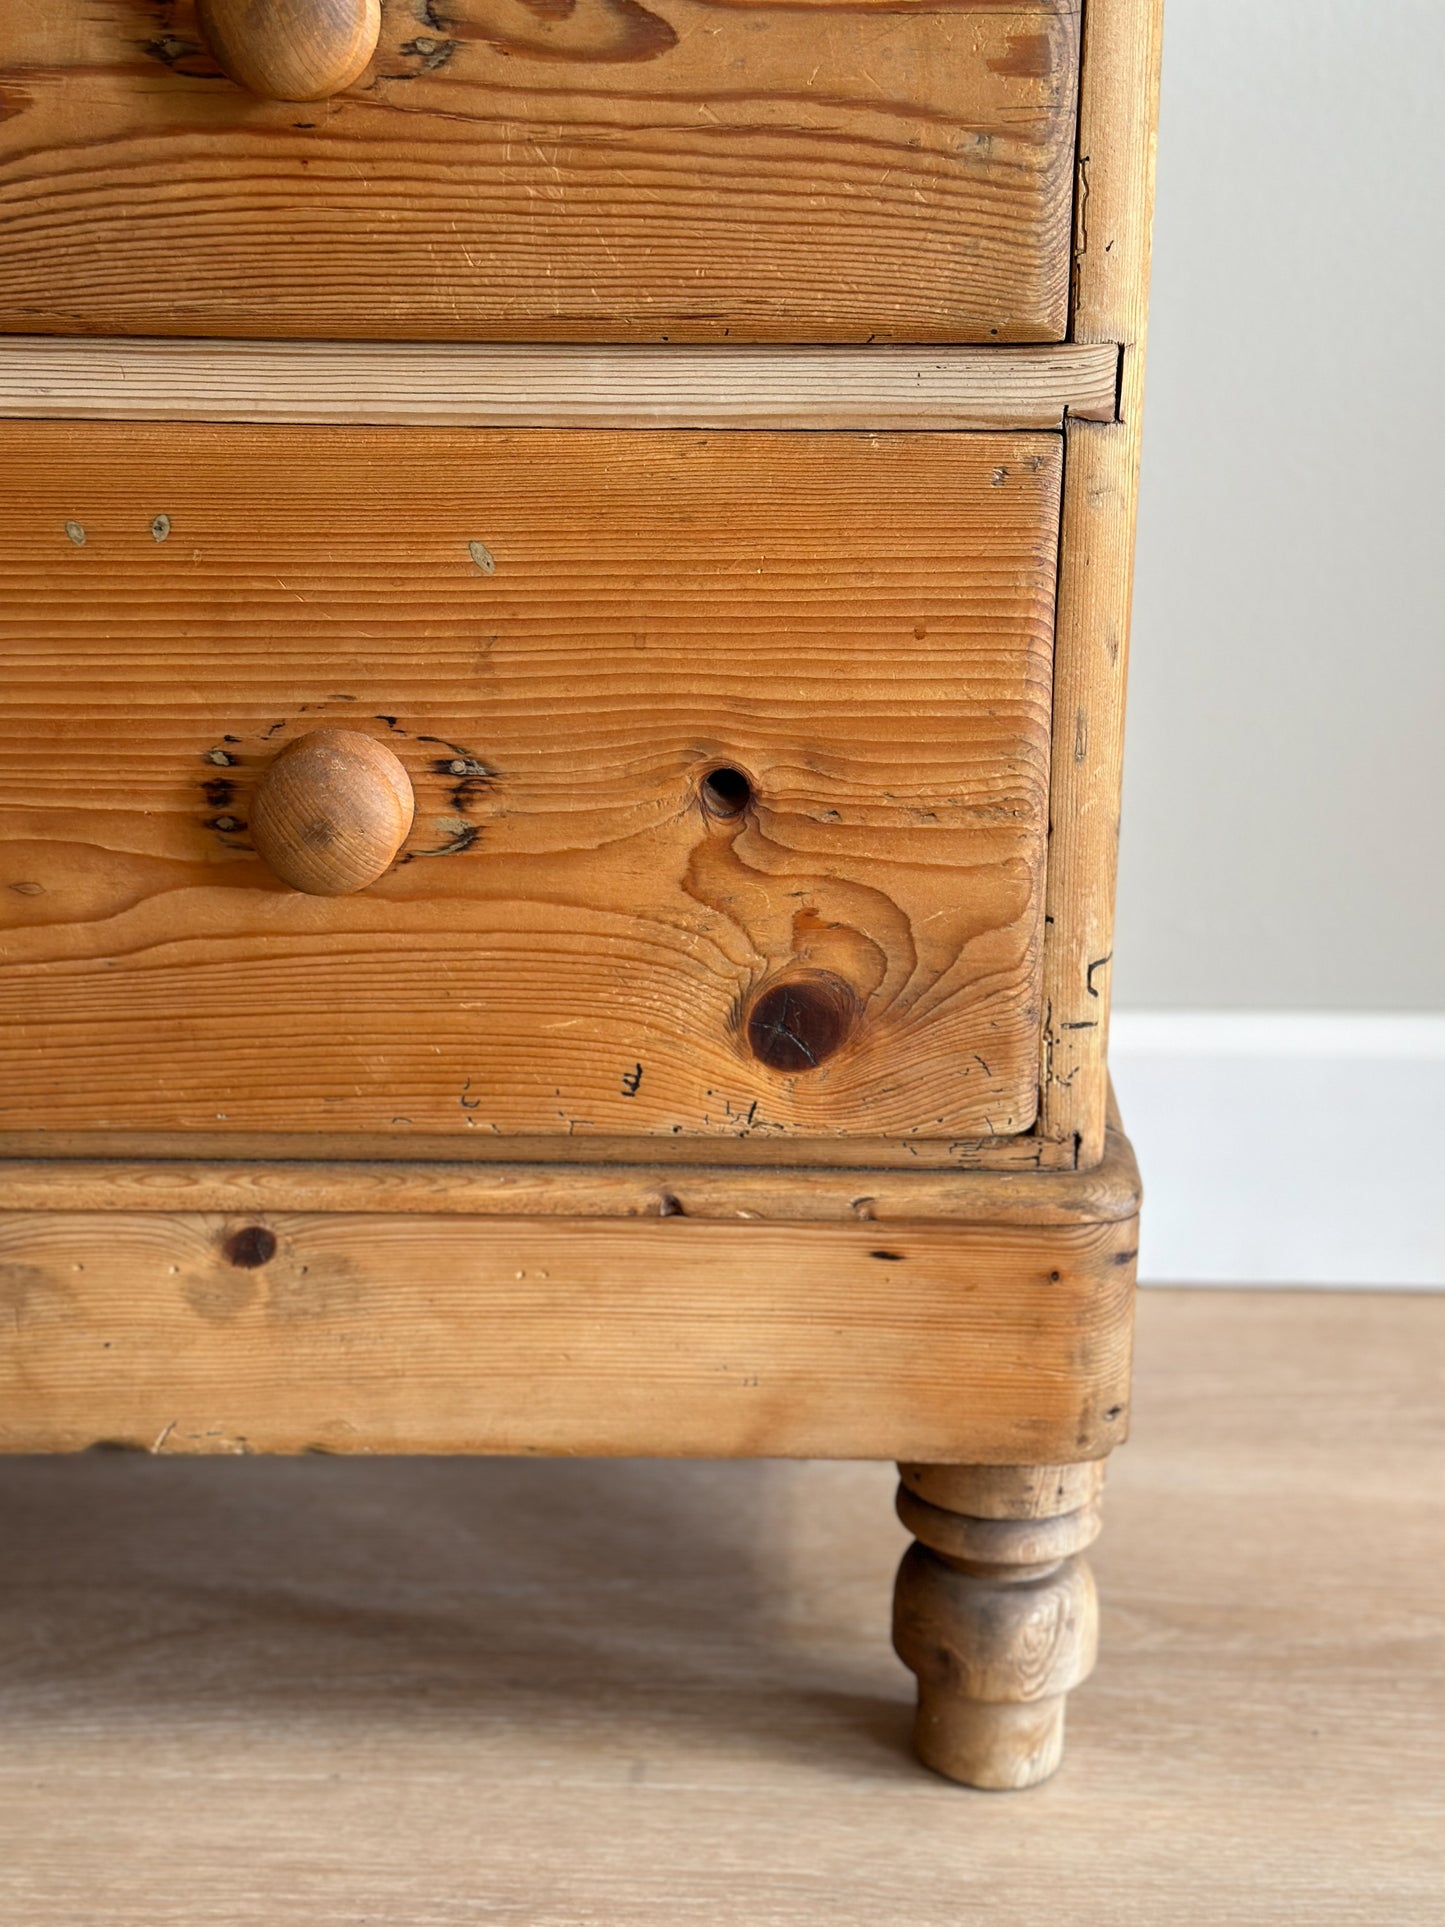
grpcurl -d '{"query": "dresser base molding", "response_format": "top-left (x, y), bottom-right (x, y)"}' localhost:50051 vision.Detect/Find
top-left (0, 1125), bottom-right (1138, 1223)
top-left (0, 1128), bottom-right (1085, 1174)
top-left (0, 1128), bottom-right (1137, 1464)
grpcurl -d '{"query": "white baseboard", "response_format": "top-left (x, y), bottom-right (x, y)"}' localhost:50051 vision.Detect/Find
top-left (1108, 1011), bottom-right (1445, 1288)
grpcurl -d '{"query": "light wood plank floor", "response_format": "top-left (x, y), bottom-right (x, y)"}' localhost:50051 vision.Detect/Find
top-left (1, 1288), bottom-right (1441, 1925)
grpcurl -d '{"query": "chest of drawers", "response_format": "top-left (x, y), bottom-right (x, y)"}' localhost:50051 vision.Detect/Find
top-left (0, 0), bottom-right (1160, 1789)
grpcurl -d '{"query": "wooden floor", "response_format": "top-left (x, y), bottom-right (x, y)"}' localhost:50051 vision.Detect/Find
top-left (1, 1288), bottom-right (1441, 1924)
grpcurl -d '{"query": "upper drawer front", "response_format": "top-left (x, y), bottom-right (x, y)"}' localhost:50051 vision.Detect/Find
top-left (0, 2), bottom-right (1079, 343)
top-left (0, 423), bottom-right (1057, 1152)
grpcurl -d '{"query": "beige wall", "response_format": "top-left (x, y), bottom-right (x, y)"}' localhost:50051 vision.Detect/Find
top-left (1113, 0), bottom-right (1445, 1011)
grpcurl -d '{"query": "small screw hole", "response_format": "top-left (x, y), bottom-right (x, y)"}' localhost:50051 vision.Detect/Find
top-left (700, 766), bottom-right (752, 818)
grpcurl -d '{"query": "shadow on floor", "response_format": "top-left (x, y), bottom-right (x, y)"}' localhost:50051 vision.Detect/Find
top-left (0, 1454), bottom-right (914, 1777)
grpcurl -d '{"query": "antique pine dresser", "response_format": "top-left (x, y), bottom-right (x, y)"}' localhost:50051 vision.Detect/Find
top-left (0, 0), bottom-right (1159, 1788)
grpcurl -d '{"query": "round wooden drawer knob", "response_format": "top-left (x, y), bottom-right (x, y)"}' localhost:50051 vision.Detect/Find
top-left (251, 729), bottom-right (414, 896)
top-left (197, 0), bottom-right (381, 102)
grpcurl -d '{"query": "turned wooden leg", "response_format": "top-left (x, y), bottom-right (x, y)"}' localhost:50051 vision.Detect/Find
top-left (892, 1460), bottom-right (1105, 1790)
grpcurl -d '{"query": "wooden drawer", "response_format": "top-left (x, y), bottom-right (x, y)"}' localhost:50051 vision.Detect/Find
top-left (0, 422), bottom-right (1059, 1156)
top-left (0, 1), bottom-right (1079, 343)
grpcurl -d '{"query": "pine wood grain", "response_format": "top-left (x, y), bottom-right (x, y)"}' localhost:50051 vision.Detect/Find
top-left (0, 1117), bottom-right (1140, 1220)
top-left (0, 0), bottom-right (1080, 343)
top-left (1037, 0), bottom-right (1162, 1162)
top-left (0, 1204), bottom-right (1136, 1460)
top-left (0, 1124), bottom-right (1081, 1169)
top-left (0, 1289), bottom-right (1440, 1925)
top-left (0, 423), bottom-right (1061, 1154)
top-left (0, 338), bottom-right (1121, 431)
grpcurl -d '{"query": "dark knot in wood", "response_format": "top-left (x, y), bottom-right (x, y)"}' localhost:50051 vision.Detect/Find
top-left (744, 973), bottom-right (858, 1073)
top-left (224, 1225), bottom-right (277, 1269)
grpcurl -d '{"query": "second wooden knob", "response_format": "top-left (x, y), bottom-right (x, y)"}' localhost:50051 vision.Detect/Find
top-left (251, 729), bottom-right (414, 896)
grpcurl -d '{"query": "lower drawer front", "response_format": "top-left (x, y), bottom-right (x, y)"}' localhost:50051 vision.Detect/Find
top-left (0, 425), bottom-right (1059, 1152)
